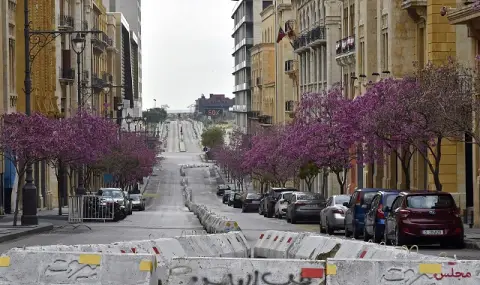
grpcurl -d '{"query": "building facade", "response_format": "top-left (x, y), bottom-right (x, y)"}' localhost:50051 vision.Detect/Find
top-left (108, 0), bottom-right (142, 117)
top-left (232, 0), bottom-right (272, 133)
top-left (195, 94), bottom-right (234, 118)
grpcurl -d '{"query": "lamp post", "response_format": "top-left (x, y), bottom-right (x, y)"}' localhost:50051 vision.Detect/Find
top-left (22, 0), bottom-right (101, 218)
top-left (126, 113), bottom-right (133, 132)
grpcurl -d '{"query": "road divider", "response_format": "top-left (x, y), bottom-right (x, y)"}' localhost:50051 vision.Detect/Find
top-left (254, 230), bottom-right (452, 262)
top-left (162, 257), bottom-right (326, 285)
top-left (174, 232), bottom-right (249, 258)
top-left (326, 258), bottom-right (478, 284)
top-left (0, 250), bottom-right (156, 285)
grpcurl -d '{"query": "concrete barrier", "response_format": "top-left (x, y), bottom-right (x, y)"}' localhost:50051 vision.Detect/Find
top-left (0, 250), bottom-right (156, 285)
top-left (253, 230), bottom-right (310, 258)
top-left (163, 257), bottom-right (326, 285)
top-left (326, 258), bottom-right (478, 285)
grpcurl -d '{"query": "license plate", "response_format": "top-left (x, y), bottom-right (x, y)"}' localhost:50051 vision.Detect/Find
top-left (306, 204), bottom-right (318, 208)
top-left (422, 230), bottom-right (443, 235)
top-left (252, 201), bottom-right (260, 204)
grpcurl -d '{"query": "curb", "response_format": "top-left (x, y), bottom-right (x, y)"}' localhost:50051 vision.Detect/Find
top-left (464, 239), bottom-right (480, 249)
top-left (0, 223), bottom-right (54, 243)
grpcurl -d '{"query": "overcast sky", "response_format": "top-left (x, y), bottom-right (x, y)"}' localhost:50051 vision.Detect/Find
top-left (142, 0), bottom-right (236, 110)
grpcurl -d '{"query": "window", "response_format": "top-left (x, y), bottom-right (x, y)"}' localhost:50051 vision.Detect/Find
top-left (406, 195), bottom-right (455, 209)
top-left (334, 195), bottom-right (350, 205)
top-left (349, 4), bottom-right (355, 36)
top-left (343, 7), bottom-right (348, 37)
top-left (382, 31), bottom-right (389, 71)
top-left (8, 39), bottom-right (15, 92)
top-left (359, 41), bottom-right (365, 75)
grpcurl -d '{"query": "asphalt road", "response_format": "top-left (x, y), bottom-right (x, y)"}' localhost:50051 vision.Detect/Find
top-left (0, 120), bottom-right (479, 261)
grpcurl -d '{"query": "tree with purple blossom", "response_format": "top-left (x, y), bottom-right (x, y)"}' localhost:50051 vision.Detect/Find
top-left (0, 113), bottom-right (59, 225)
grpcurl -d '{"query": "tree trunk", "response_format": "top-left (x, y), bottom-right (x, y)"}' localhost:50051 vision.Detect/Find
top-left (305, 175), bottom-right (314, 192)
top-left (13, 171), bottom-right (25, 226)
top-left (396, 149), bottom-right (414, 190)
top-left (321, 171), bottom-right (328, 197)
top-left (57, 160), bottom-right (64, 215)
top-left (334, 169), bottom-right (347, 194)
top-left (423, 137), bottom-right (443, 191)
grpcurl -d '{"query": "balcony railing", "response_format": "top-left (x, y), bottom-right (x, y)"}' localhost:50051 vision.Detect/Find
top-left (336, 35), bottom-right (355, 55)
top-left (92, 73), bottom-right (106, 87)
top-left (293, 26), bottom-right (326, 50)
top-left (59, 68), bottom-right (75, 81)
top-left (285, 60), bottom-right (295, 73)
top-left (258, 115), bottom-right (273, 125)
top-left (102, 32), bottom-right (113, 46)
top-left (285, 100), bottom-right (295, 112)
top-left (102, 72), bottom-right (113, 82)
top-left (58, 15), bottom-right (74, 29)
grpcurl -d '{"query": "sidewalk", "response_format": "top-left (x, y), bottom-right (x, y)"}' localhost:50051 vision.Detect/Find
top-left (0, 209), bottom-right (68, 243)
top-left (464, 226), bottom-right (480, 249)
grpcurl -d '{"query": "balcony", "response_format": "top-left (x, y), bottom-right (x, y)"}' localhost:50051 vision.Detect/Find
top-left (231, 105), bottom-right (248, 113)
top-left (102, 72), bottom-right (113, 83)
top-left (233, 81), bottom-right (251, 93)
top-left (335, 35), bottom-right (356, 66)
top-left (293, 26), bottom-right (326, 53)
top-left (58, 15), bottom-right (74, 30)
top-left (102, 32), bottom-right (113, 47)
top-left (233, 60), bottom-right (251, 73)
top-left (285, 100), bottom-right (295, 112)
top-left (92, 31), bottom-right (106, 53)
top-left (59, 68), bottom-right (75, 83)
top-left (402, 0), bottom-right (427, 22)
top-left (248, 111), bottom-right (260, 119)
top-left (233, 38), bottom-right (254, 55)
top-left (232, 14), bottom-right (252, 36)
top-left (447, 2), bottom-right (480, 39)
top-left (258, 115), bottom-right (273, 126)
top-left (92, 73), bottom-right (106, 88)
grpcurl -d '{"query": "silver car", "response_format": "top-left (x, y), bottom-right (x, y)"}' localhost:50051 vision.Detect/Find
top-left (274, 191), bottom-right (294, 219)
top-left (98, 188), bottom-right (132, 216)
top-left (319, 195), bottom-right (351, 234)
top-left (130, 194), bottom-right (146, 211)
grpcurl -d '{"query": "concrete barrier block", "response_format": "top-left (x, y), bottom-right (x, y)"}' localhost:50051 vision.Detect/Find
top-left (175, 235), bottom-right (217, 257)
top-left (253, 230), bottom-right (275, 258)
top-left (267, 231), bottom-right (301, 259)
top-left (164, 257), bottom-right (326, 284)
top-left (223, 232), bottom-right (250, 258)
top-left (326, 258), bottom-right (478, 285)
top-left (0, 250), bottom-right (156, 285)
top-left (292, 235), bottom-right (342, 260)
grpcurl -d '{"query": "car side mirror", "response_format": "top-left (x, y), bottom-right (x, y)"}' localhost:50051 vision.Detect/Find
top-left (343, 202), bottom-right (349, 207)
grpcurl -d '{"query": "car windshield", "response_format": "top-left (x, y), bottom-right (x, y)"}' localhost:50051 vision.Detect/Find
top-left (224, 190), bottom-right (231, 195)
top-left (362, 192), bottom-right (377, 205)
top-left (334, 196), bottom-right (350, 205)
top-left (130, 195), bottom-right (141, 201)
top-left (102, 190), bottom-right (123, 198)
top-left (407, 195), bottom-right (455, 209)
top-left (297, 193), bottom-right (323, 200)
top-left (384, 194), bottom-right (399, 208)
top-left (282, 192), bottom-right (293, 200)
top-left (247, 193), bottom-right (260, 199)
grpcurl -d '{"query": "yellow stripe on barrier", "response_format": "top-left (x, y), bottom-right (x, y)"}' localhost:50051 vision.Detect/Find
top-left (139, 260), bottom-right (153, 272)
top-left (326, 264), bottom-right (337, 275)
top-left (418, 263), bottom-right (442, 274)
top-left (0, 257), bottom-right (10, 267)
top-left (79, 254), bottom-right (101, 265)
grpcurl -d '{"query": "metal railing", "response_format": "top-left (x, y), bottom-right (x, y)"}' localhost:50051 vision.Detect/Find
top-left (336, 35), bottom-right (356, 55)
top-left (67, 195), bottom-right (115, 229)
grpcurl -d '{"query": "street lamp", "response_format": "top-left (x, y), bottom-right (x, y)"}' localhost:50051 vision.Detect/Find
top-left (21, 0), bottom-right (100, 224)
top-left (125, 113), bottom-right (133, 132)
top-left (71, 33), bottom-right (86, 112)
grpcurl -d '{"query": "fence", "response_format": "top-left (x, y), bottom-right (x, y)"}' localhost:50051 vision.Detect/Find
top-left (67, 195), bottom-right (115, 229)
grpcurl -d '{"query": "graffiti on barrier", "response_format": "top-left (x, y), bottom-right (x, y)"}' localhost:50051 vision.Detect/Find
top-left (189, 271), bottom-right (313, 285)
top-left (433, 268), bottom-right (472, 280)
top-left (43, 259), bottom-right (98, 280)
top-left (380, 268), bottom-right (432, 284)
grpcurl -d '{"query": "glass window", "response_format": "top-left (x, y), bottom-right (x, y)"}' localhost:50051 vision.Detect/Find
top-left (384, 194), bottom-right (399, 208)
top-left (297, 193), bottom-right (323, 200)
top-left (362, 192), bottom-right (377, 205)
top-left (247, 193), bottom-right (260, 199)
top-left (406, 195), bottom-right (455, 209)
top-left (334, 195), bottom-right (350, 205)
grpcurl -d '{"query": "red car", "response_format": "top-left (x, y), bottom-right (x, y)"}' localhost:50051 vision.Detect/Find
top-left (384, 191), bottom-right (464, 248)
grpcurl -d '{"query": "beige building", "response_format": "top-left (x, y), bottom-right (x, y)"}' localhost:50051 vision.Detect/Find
top-left (251, 5), bottom-right (276, 127)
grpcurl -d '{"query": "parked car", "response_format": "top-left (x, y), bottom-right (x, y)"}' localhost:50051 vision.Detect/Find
top-left (363, 190), bottom-right (402, 242)
top-left (263, 187), bottom-right (298, 218)
top-left (223, 190), bottom-right (232, 204)
top-left (384, 191), bottom-right (464, 248)
top-left (286, 192), bottom-right (326, 224)
top-left (97, 188), bottom-right (130, 218)
top-left (241, 193), bottom-right (262, 212)
top-left (228, 191), bottom-right (242, 207)
top-left (130, 194), bottom-right (146, 211)
top-left (320, 195), bottom-right (351, 234)
top-left (344, 188), bottom-right (382, 239)
top-left (216, 184), bottom-right (231, 196)
top-left (274, 191), bottom-right (294, 219)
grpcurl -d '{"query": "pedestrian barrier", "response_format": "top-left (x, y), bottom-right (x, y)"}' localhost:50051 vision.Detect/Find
top-left (67, 195), bottom-right (115, 229)
top-left (162, 257), bottom-right (326, 285)
top-left (253, 230), bottom-right (310, 258)
top-left (0, 250), bottom-right (156, 285)
top-left (325, 258), bottom-right (478, 285)
top-left (174, 232), bottom-right (250, 258)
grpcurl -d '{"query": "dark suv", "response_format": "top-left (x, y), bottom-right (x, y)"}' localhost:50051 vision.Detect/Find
top-left (263, 187), bottom-right (298, 218)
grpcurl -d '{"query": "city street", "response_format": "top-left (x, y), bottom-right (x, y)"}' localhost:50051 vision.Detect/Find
top-left (0, 120), bottom-right (479, 260)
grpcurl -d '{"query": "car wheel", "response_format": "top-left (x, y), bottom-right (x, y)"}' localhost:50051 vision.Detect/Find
top-left (291, 214), bottom-right (297, 224)
top-left (326, 220), bottom-right (334, 235)
top-left (258, 206), bottom-right (263, 215)
top-left (454, 238), bottom-right (465, 249)
top-left (319, 218), bottom-right (326, 233)
top-left (344, 221), bottom-right (352, 238)
top-left (242, 206), bottom-right (246, 213)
